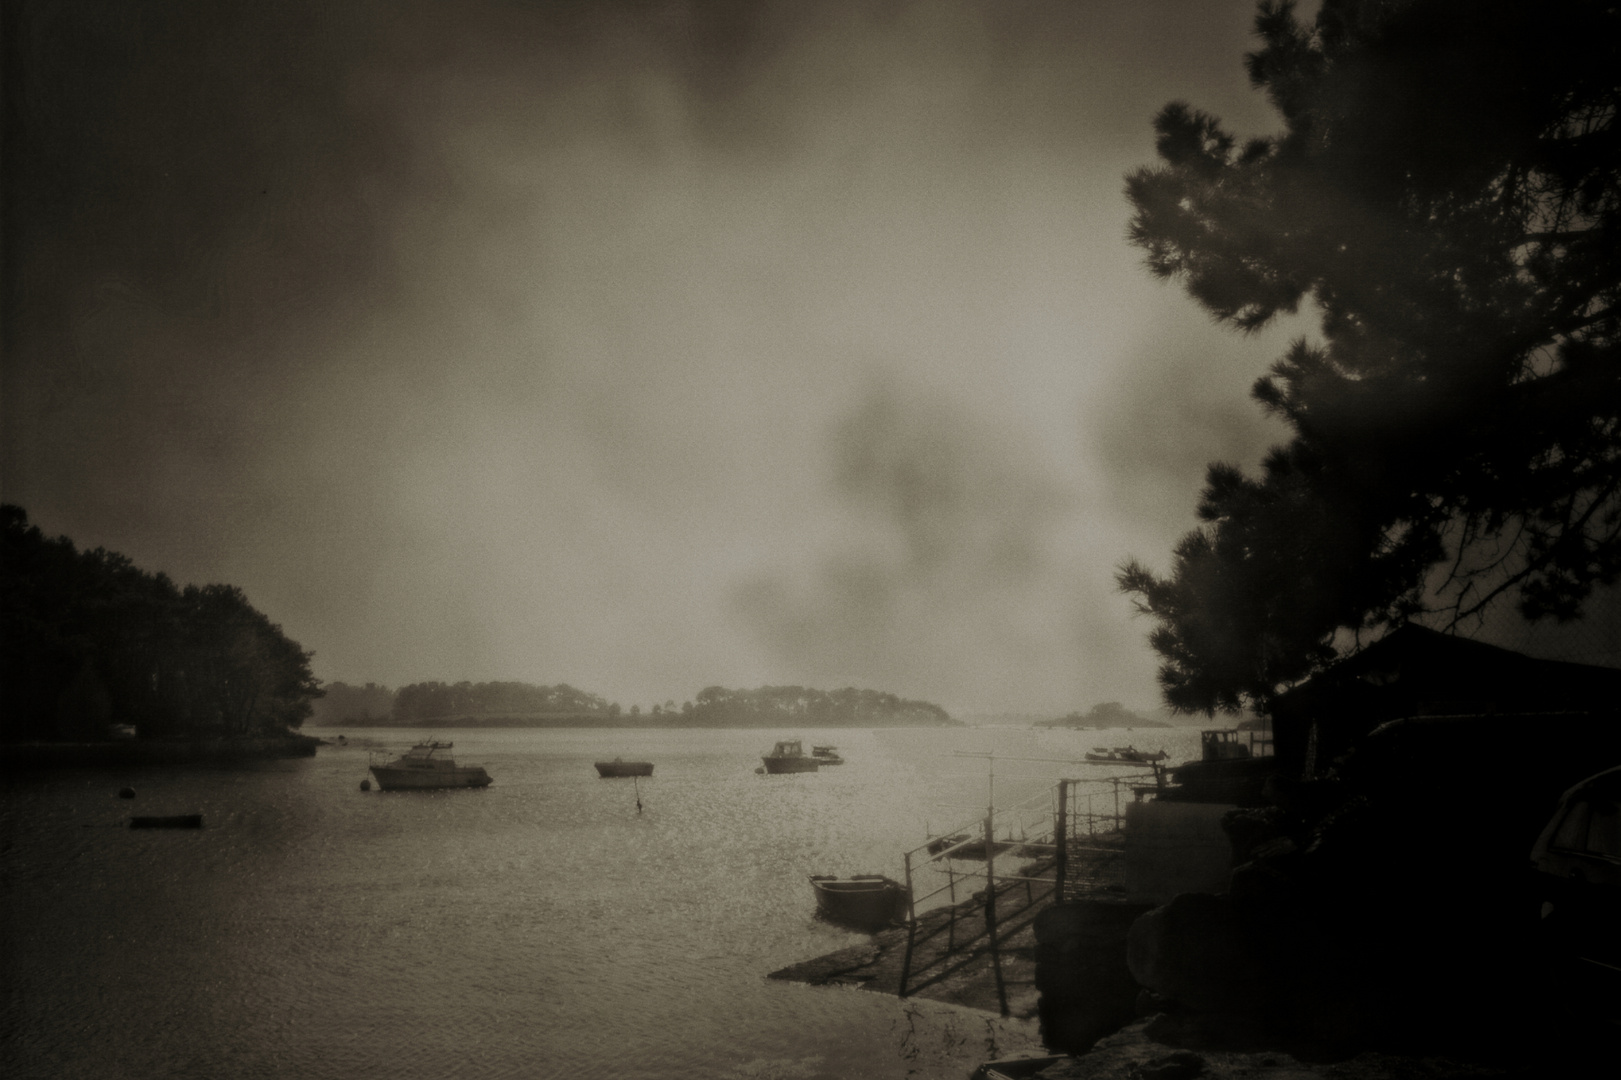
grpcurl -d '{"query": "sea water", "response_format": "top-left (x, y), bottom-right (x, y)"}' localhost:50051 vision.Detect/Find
top-left (0, 724), bottom-right (1206, 1079)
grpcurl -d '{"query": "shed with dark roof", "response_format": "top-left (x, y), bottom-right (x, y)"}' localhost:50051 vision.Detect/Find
top-left (1268, 624), bottom-right (1621, 780)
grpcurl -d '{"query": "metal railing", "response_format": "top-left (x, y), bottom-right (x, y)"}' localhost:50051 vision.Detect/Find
top-left (1057, 767), bottom-right (1166, 836)
top-left (892, 761), bottom-right (1167, 1011)
top-left (896, 785), bottom-right (1057, 1013)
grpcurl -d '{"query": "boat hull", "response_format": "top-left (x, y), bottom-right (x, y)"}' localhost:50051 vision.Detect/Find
top-left (811, 876), bottom-right (909, 930)
top-left (762, 756), bottom-right (819, 774)
top-left (594, 761), bottom-right (653, 778)
top-left (940, 839), bottom-right (1022, 861)
top-left (129, 814), bottom-right (203, 829)
top-left (369, 765), bottom-right (492, 791)
top-left (1084, 751), bottom-right (1166, 764)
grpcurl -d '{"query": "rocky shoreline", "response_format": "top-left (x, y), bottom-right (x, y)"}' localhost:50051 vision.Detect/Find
top-left (997, 1016), bottom-right (1521, 1080)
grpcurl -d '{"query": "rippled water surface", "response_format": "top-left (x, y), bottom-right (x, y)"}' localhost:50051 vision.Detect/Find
top-left (2, 725), bottom-right (1205, 1079)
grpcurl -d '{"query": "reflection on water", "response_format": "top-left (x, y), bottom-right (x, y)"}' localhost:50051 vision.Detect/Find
top-left (1, 725), bottom-right (1203, 1079)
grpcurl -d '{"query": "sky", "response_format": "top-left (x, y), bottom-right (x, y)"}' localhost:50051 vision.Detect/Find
top-left (3, 0), bottom-right (1332, 717)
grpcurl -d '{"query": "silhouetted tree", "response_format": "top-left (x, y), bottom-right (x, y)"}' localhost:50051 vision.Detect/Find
top-left (0, 506), bottom-right (320, 739)
top-left (1119, 0), bottom-right (1621, 712)
top-left (311, 681), bottom-right (397, 724)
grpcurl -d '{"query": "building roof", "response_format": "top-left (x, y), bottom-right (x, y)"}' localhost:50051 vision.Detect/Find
top-left (1270, 624), bottom-right (1621, 726)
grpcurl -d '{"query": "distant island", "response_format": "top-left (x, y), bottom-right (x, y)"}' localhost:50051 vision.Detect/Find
top-left (314, 680), bottom-right (959, 728)
top-left (1034, 701), bottom-right (1171, 729)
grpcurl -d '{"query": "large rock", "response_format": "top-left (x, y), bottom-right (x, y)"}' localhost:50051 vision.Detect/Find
top-left (1126, 893), bottom-right (1274, 1021)
top-left (1035, 901), bottom-right (1152, 1053)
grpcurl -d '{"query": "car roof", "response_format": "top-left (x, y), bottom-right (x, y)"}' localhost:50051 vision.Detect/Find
top-left (1560, 764), bottom-right (1621, 803)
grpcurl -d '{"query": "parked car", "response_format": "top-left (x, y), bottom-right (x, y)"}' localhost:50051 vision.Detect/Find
top-left (1530, 765), bottom-right (1620, 978)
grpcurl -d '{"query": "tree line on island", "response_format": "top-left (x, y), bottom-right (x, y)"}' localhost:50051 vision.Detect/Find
top-left (1034, 701), bottom-right (1171, 729)
top-left (1, 505), bottom-right (320, 743)
top-left (0, 506), bottom-right (958, 742)
top-left (316, 680), bottom-right (958, 728)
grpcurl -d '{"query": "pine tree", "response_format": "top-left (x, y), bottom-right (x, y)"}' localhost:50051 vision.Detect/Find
top-left (1119, 0), bottom-right (1620, 712)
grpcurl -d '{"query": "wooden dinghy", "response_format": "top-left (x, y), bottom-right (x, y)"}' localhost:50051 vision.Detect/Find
top-left (594, 758), bottom-right (654, 778)
top-left (809, 874), bottom-right (910, 931)
top-left (129, 814), bottom-right (203, 829)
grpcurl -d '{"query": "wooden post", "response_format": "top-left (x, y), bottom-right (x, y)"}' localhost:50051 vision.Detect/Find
top-left (1055, 780), bottom-right (1069, 904)
top-left (898, 850), bottom-right (917, 998)
top-left (985, 812), bottom-right (1009, 1017)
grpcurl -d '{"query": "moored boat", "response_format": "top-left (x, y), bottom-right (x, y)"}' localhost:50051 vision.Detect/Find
top-left (594, 758), bottom-right (654, 778)
top-left (1154, 728), bottom-right (1276, 805)
top-left (809, 874), bottom-right (910, 930)
top-left (761, 739), bottom-right (819, 774)
top-left (811, 745), bottom-right (844, 765)
top-left (369, 741), bottom-right (492, 791)
top-left (1083, 745), bottom-right (1167, 764)
top-left (129, 814), bottom-right (203, 829)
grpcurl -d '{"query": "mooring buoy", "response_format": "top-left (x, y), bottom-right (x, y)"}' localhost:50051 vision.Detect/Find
top-left (359, 779), bottom-right (371, 791)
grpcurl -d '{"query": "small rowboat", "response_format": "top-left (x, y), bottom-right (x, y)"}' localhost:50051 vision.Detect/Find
top-left (809, 874), bottom-right (910, 930)
top-left (129, 814), bottom-right (203, 829)
top-left (594, 758), bottom-right (653, 778)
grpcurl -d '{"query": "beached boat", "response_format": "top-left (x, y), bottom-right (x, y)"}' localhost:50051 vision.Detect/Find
top-left (761, 739), bottom-right (820, 774)
top-left (926, 832), bottom-right (972, 856)
top-left (1083, 746), bottom-right (1167, 764)
top-left (811, 745), bottom-right (844, 765)
top-left (809, 875), bottom-right (910, 930)
top-left (369, 741), bottom-right (492, 791)
top-left (939, 838), bottom-right (1033, 861)
top-left (970, 1056), bottom-right (1068, 1080)
top-left (594, 758), bottom-right (653, 778)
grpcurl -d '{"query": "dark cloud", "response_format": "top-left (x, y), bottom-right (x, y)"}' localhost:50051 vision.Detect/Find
top-left (4, 0), bottom-right (1304, 713)
top-left (734, 379), bottom-right (1084, 710)
top-left (1082, 308), bottom-right (1303, 545)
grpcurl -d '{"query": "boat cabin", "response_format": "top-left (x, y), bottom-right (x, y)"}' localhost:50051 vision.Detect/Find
top-left (768, 740), bottom-right (805, 758)
top-left (1199, 729), bottom-right (1253, 762)
top-left (394, 742), bottom-right (460, 770)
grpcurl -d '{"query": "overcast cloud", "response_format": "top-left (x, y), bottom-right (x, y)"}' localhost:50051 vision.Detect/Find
top-left (5, 0), bottom-right (1321, 715)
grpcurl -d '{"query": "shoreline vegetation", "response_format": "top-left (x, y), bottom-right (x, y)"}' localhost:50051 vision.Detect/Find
top-left (1033, 702), bottom-right (1171, 730)
top-left (2, 506), bottom-right (321, 753)
top-left (0, 734), bottom-right (321, 770)
top-left (315, 680), bottom-right (962, 729)
top-left (2, 508), bottom-right (965, 770)
top-left (317, 714), bottom-right (948, 729)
